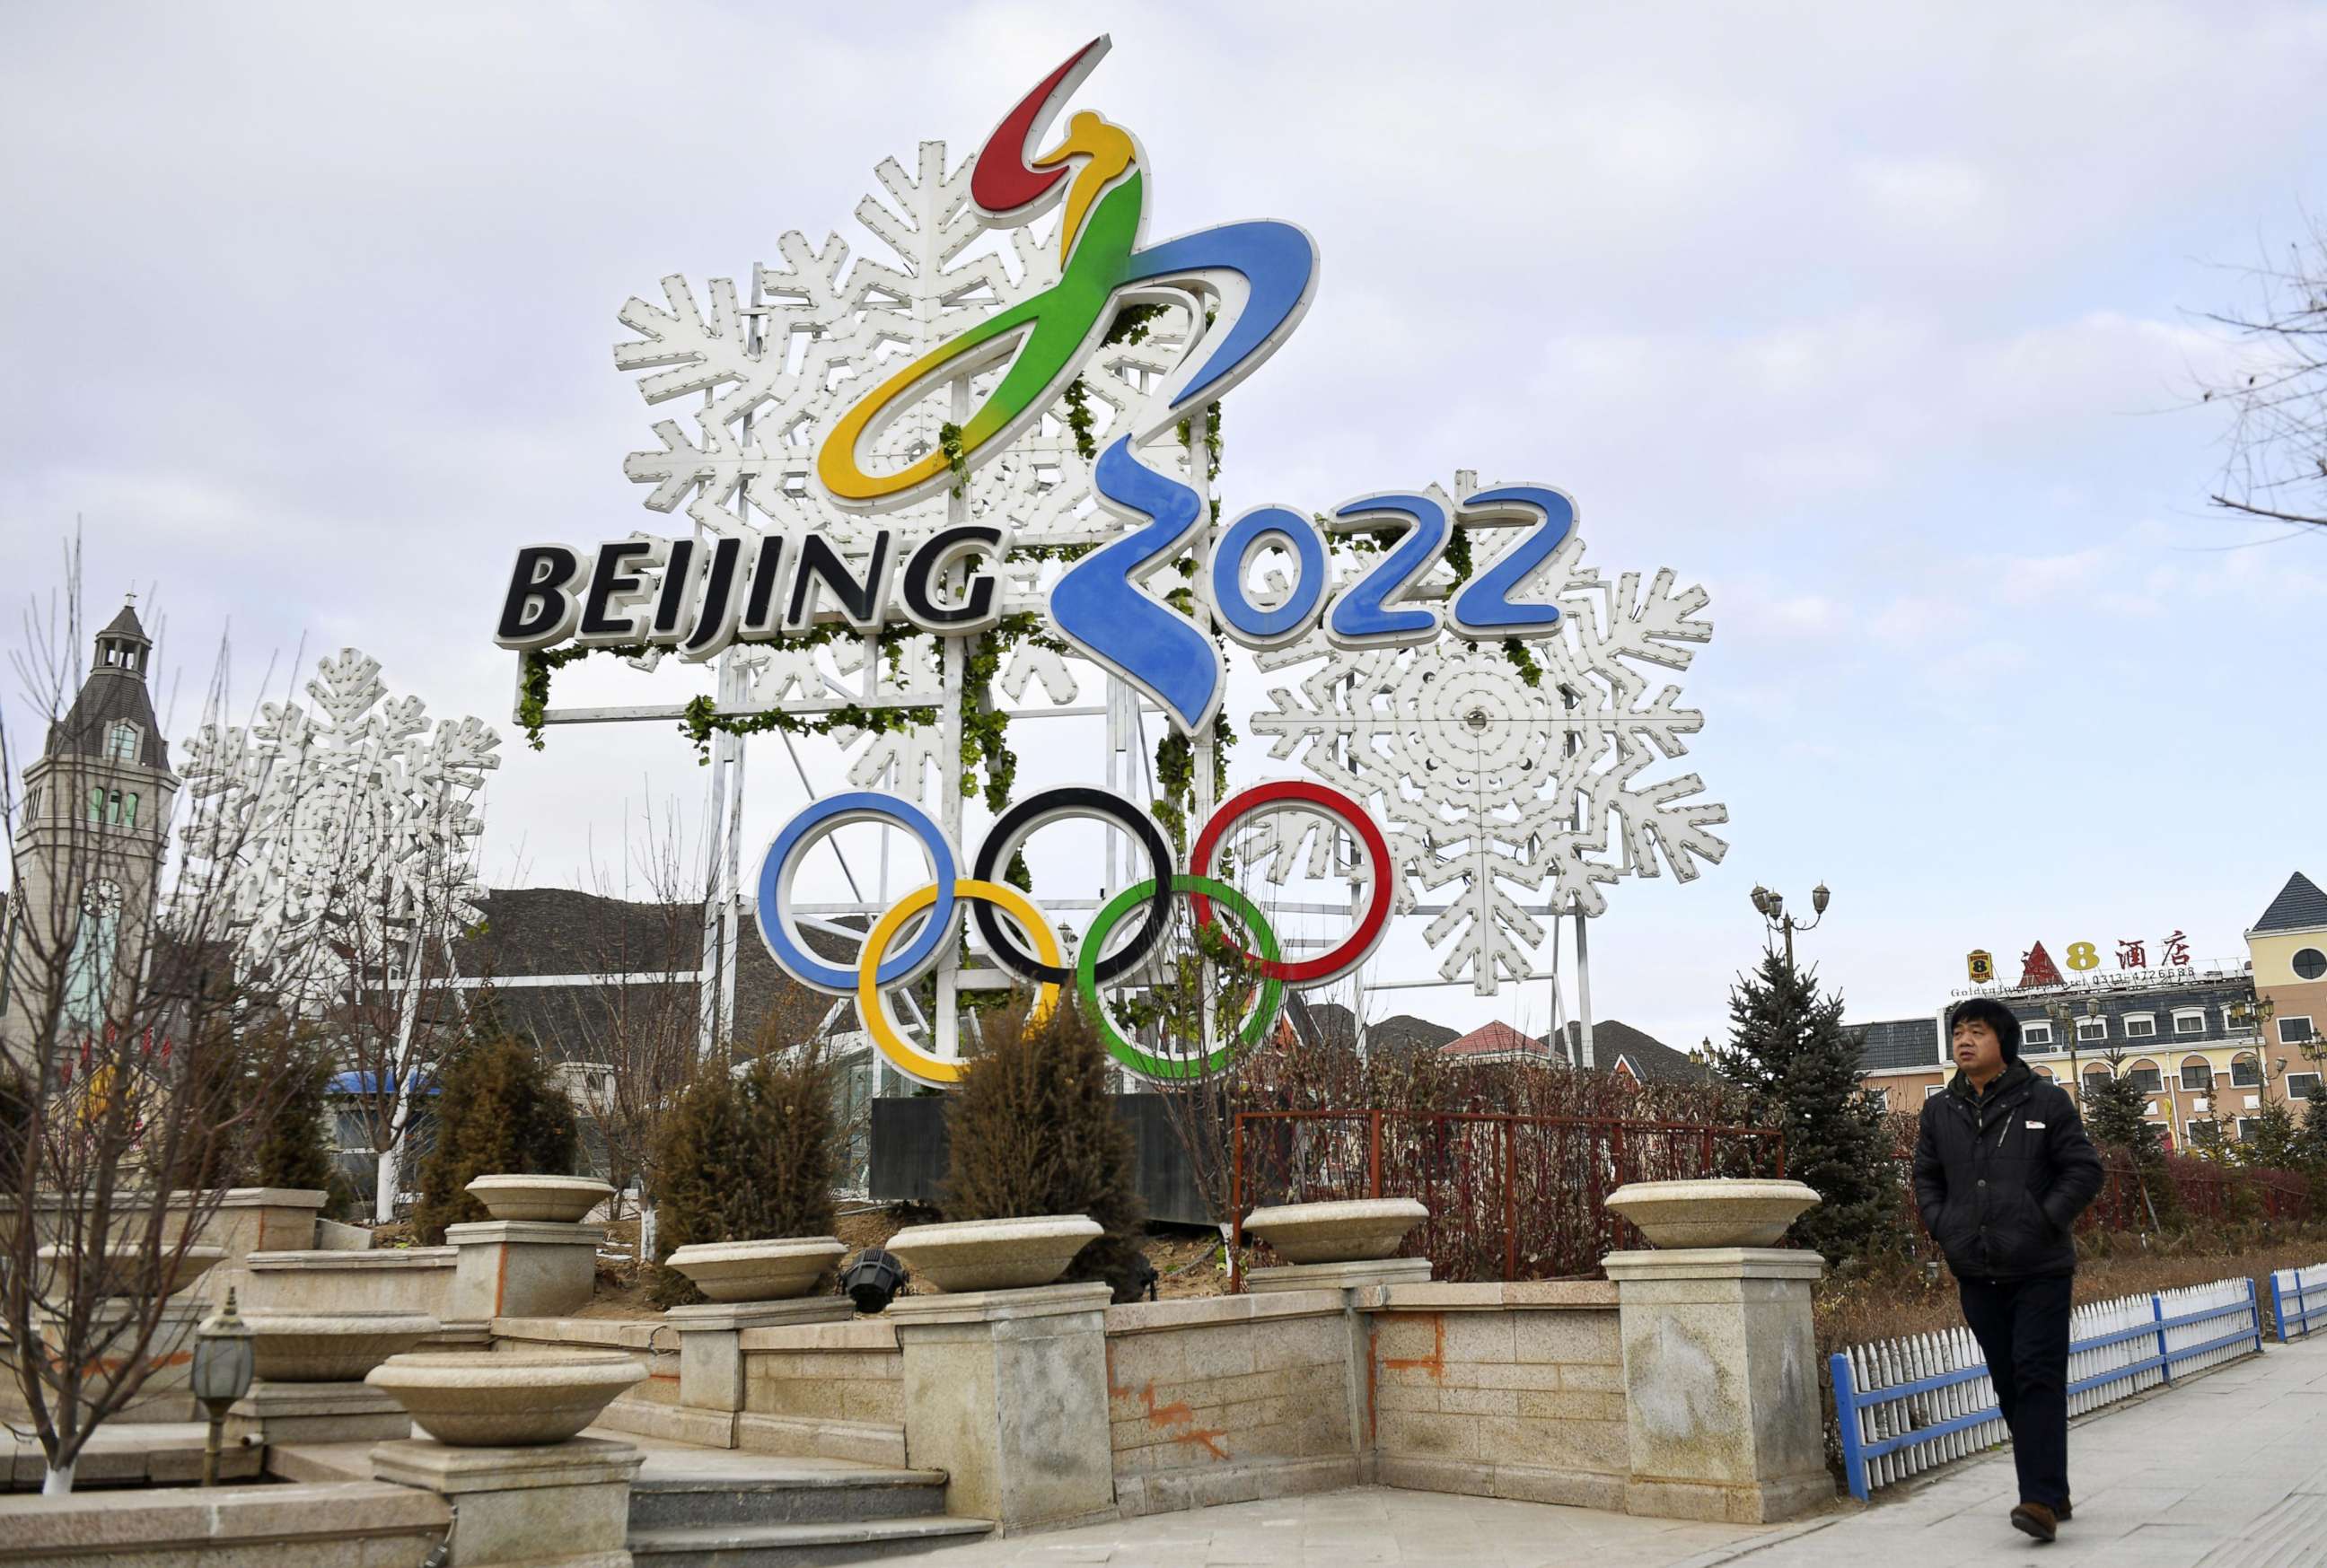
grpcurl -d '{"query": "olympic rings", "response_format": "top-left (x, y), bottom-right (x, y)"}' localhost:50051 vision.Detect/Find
top-left (1188, 780), bottom-right (1392, 985)
top-left (971, 787), bottom-right (1173, 985)
top-left (857, 879), bottom-right (1062, 1086)
top-left (1076, 875), bottom-right (1285, 1082)
top-left (754, 779), bottom-right (1389, 1087)
top-left (757, 793), bottom-right (958, 994)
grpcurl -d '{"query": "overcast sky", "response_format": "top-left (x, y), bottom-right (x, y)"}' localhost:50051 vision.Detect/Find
top-left (7, 2), bottom-right (2327, 1051)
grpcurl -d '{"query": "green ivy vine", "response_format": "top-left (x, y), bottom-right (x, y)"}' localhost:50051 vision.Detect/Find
top-left (936, 421), bottom-right (970, 496)
top-left (1061, 303), bottom-right (1172, 462)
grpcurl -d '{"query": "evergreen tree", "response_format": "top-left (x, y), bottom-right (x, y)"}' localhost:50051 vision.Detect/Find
top-left (2081, 1056), bottom-right (2179, 1228)
top-left (1717, 950), bottom-right (1903, 1265)
top-left (410, 1029), bottom-right (578, 1243)
top-left (2235, 1095), bottom-right (2305, 1172)
top-left (248, 1045), bottom-right (338, 1195)
top-left (944, 996), bottom-right (1149, 1302)
top-left (650, 1038), bottom-right (840, 1308)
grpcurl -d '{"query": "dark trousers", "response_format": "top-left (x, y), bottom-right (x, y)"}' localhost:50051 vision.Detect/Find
top-left (1959, 1274), bottom-right (2073, 1511)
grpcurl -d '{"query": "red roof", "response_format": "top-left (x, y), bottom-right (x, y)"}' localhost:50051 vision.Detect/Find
top-left (1438, 1020), bottom-right (1548, 1059)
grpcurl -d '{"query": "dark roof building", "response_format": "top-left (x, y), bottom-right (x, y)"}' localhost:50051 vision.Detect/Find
top-left (1542, 1019), bottom-right (1705, 1082)
top-left (1857, 1016), bottom-right (1944, 1073)
top-left (1282, 998), bottom-right (1459, 1061)
top-left (452, 887), bottom-right (840, 1062)
top-left (2252, 872), bottom-right (2327, 937)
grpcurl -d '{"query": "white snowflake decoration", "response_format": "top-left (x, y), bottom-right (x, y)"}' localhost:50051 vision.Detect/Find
top-left (178, 649), bottom-right (500, 983)
top-left (1246, 497), bottom-right (1728, 994)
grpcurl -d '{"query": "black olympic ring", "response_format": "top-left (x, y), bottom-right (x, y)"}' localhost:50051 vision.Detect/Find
top-left (970, 786), bottom-right (1176, 985)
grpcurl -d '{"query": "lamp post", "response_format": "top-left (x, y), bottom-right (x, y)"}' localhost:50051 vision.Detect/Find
top-left (2046, 997), bottom-right (2099, 1103)
top-left (190, 1289), bottom-right (254, 1486)
top-left (2229, 995), bottom-right (2278, 1103)
top-left (1749, 882), bottom-right (1830, 973)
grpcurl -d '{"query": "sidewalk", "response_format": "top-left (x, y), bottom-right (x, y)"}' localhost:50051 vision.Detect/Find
top-left (886, 1331), bottom-right (2327, 1566)
top-left (1742, 1327), bottom-right (2327, 1566)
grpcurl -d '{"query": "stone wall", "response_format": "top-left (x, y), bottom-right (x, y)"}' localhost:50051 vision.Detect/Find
top-left (478, 1244), bottom-right (1830, 1530)
top-left (241, 1248), bottom-right (455, 1316)
top-left (1365, 1281), bottom-right (1628, 1511)
top-left (738, 1318), bottom-right (907, 1466)
top-left (494, 1316), bottom-right (678, 1402)
top-left (1102, 1291), bottom-right (1365, 1517)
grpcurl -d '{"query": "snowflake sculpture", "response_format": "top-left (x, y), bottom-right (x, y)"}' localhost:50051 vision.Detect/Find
top-left (177, 649), bottom-right (500, 982)
top-left (1246, 491), bottom-right (1728, 994)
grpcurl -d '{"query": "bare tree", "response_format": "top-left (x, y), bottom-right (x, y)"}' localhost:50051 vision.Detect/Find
top-left (1112, 898), bottom-right (1274, 1239)
top-left (1, 559), bottom-right (317, 1494)
top-left (579, 807), bottom-right (709, 1213)
top-left (2202, 217), bottom-right (2327, 530)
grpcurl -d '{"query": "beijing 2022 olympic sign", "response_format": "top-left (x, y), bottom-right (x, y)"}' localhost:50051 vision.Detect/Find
top-left (492, 37), bottom-right (1728, 1086)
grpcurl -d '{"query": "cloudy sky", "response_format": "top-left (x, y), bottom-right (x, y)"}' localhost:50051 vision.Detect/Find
top-left (6, 2), bottom-right (2326, 1050)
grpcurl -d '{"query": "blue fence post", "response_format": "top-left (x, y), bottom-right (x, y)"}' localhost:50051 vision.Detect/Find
top-left (2249, 1275), bottom-right (2263, 1353)
top-left (1830, 1353), bottom-right (1869, 1502)
top-left (2272, 1273), bottom-right (2289, 1345)
top-left (2153, 1293), bottom-right (2173, 1383)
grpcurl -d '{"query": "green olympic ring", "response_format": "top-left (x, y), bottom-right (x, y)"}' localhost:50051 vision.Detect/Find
top-left (1076, 873), bottom-right (1286, 1082)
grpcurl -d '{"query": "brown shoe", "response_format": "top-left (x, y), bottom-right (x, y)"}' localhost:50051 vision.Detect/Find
top-left (2057, 1499), bottom-right (2072, 1522)
top-left (2011, 1502), bottom-right (2059, 1542)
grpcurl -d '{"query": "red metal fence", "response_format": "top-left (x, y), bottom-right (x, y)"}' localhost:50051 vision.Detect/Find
top-left (1230, 1109), bottom-right (1786, 1284)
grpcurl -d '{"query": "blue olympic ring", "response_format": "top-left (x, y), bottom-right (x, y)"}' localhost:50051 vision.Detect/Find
top-left (755, 793), bottom-right (957, 994)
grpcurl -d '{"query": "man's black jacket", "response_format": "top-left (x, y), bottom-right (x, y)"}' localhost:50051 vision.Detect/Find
top-left (1911, 1059), bottom-right (2105, 1281)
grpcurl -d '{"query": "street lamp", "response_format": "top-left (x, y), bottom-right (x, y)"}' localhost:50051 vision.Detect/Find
top-left (190, 1289), bottom-right (254, 1486)
top-left (1750, 882), bottom-right (1831, 971)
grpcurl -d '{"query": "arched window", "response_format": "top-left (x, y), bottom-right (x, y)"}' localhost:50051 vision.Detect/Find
top-left (105, 721), bottom-right (140, 762)
top-left (2230, 1053), bottom-right (2262, 1089)
top-left (2126, 1058), bottom-right (2162, 1092)
top-left (62, 880), bottom-right (123, 1030)
top-left (2179, 1055), bottom-right (2213, 1092)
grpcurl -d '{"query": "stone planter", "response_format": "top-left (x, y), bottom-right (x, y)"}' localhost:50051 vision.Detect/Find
top-left (366, 1352), bottom-right (645, 1446)
top-left (1243, 1198), bottom-right (1427, 1264)
top-left (1605, 1178), bottom-right (1821, 1248)
top-left (463, 1175), bottom-right (613, 1223)
top-left (36, 1242), bottom-right (224, 1298)
top-left (664, 1237), bottom-right (845, 1302)
top-left (246, 1310), bottom-right (443, 1382)
top-left (887, 1214), bottom-right (1100, 1292)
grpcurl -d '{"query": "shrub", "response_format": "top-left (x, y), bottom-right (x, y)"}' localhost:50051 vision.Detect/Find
top-left (650, 1036), bottom-right (839, 1307)
top-left (943, 996), bottom-right (1148, 1302)
top-left (248, 1044), bottom-right (338, 1196)
top-left (410, 1030), bottom-right (578, 1244)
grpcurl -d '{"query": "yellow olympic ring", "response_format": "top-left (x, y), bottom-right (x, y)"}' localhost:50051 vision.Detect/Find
top-left (857, 879), bottom-right (1061, 1086)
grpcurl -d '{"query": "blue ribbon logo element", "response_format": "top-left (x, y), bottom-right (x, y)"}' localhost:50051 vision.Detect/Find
top-left (1050, 437), bottom-right (1223, 734)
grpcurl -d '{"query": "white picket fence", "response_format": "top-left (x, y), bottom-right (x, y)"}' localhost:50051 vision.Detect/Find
top-left (1831, 1275), bottom-right (2262, 1501)
top-left (2271, 1262), bottom-right (2327, 1340)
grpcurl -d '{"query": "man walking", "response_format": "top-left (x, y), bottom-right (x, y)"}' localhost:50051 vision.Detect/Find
top-left (1913, 997), bottom-right (2104, 1543)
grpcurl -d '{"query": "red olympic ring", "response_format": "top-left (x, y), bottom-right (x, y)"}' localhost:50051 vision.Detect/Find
top-left (1188, 780), bottom-right (1392, 985)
